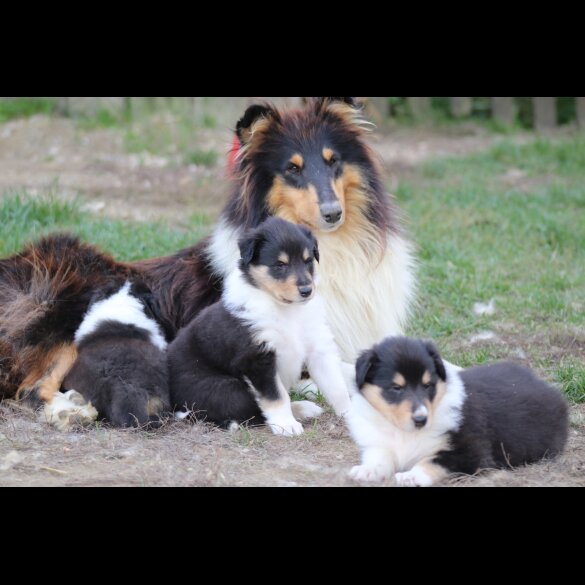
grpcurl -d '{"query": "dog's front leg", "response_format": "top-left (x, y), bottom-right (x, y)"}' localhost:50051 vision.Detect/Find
top-left (245, 373), bottom-right (304, 437)
top-left (307, 350), bottom-right (351, 417)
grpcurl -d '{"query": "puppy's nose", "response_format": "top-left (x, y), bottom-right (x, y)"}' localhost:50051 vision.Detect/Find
top-left (321, 203), bottom-right (343, 225)
top-left (299, 286), bottom-right (313, 299)
top-left (413, 415), bottom-right (428, 429)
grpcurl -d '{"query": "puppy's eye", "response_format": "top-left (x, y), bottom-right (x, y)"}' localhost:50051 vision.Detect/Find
top-left (423, 383), bottom-right (432, 390)
top-left (286, 163), bottom-right (301, 175)
top-left (305, 258), bottom-right (314, 265)
top-left (326, 155), bottom-right (339, 167)
top-left (274, 262), bottom-right (288, 269)
top-left (392, 385), bottom-right (404, 392)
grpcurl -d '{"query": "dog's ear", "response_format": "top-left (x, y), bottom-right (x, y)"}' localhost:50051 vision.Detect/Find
top-left (424, 341), bottom-right (446, 381)
top-left (299, 226), bottom-right (320, 263)
top-left (236, 104), bottom-right (277, 145)
top-left (314, 97), bottom-right (361, 110)
top-left (238, 231), bottom-right (265, 266)
top-left (356, 349), bottom-right (378, 389)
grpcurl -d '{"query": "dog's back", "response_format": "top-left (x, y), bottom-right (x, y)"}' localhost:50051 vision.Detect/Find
top-left (457, 363), bottom-right (569, 468)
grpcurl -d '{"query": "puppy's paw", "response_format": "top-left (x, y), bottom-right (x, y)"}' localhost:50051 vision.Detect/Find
top-left (291, 401), bottom-right (324, 420)
top-left (268, 417), bottom-right (304, 437)
top-left (395, 468), bottom-right (433, 488)
top-left (43, 391), bottom-right (98, 432)
top-left (349, 465), bottom-right (389, 483)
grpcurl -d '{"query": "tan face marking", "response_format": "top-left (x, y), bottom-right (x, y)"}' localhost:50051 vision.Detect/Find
top-left (267, 177), bottom-right (322, 230)
top-left (393, 373), bottom-right (406, 387)
top-left (290, 154), bottom-right (304, 169)
top-left (323, 148), bottom-right (335, 163)
top-left (303, 249), bottom-right (311, 261)
top-left (249, 265), bottom-right (311, 304)
top-left (422, 371), bottom-right (431, 385)
top-left (278, 253), bottom-right (290, 265)
top-left (362, 383), bottom-right (413, 431)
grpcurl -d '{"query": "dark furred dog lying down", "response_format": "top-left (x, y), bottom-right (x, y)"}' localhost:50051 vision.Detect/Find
top-left (348, 337), bottom-right (569, 486)
top-left (54, 281), bottom-right (171, 430)
top-left (168, 218), bottom-right (351, 436)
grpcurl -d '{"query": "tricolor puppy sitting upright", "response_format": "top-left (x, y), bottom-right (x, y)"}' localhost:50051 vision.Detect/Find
top-left (348, 337), bottom-right (569, 487)
top-left (168, 217), bottom-right (351, 436)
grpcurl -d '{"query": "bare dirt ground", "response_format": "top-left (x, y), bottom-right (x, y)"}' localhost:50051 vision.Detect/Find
top-left (0, 115), bottom-right (583, 487)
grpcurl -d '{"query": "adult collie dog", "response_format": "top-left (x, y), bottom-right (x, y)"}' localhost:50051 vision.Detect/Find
top-left (0, 97), bottom-right (415, 425)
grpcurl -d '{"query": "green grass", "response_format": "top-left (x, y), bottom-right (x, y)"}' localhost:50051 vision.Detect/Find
top-left (184, 149), bottom-right (219, 168)
top-left (400, 137), bottom-right (585, 395)
top-left (0, 193), bottom-right (211, 261)
top-left (554, 362), bottom-right (585, 403)
top-left (0, 98), bottom-right (57, 123)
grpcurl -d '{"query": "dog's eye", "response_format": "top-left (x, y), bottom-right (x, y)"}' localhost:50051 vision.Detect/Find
top-left (392, 385), bottom-right (404, 392)
top-left (286, 163), bottom-right (301, 175)
top-left (305, 258), bottom-right (313, 265)
top-left (423, 383), bottom-right (432, 390)
top-left (274, 262), bottom-right (288, 269)
top-left (326, 155), bottom-right (339, 167)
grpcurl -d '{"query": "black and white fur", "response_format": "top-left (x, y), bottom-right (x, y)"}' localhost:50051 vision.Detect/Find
top-left (54, 281), bottom-right (171, 430)
top-left (348, 337), bottom-right (569, 486)
top-left (168, 218), bottom-right (351, 436)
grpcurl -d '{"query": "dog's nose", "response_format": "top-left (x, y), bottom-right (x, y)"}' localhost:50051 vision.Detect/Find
top-left (299, 286), bottom-right (313, 299)
top-left (321, 203), bottom-right (343, 225)
top-left (413, 415), bottom-right (428, 429)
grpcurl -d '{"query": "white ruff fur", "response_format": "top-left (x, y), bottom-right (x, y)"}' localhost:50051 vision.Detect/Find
top-left (347, 361), bottom-right (466, 485)
top-left (223, 270), bottom-right (351, 417)
top-left (209, 221), bottom-right (416, 364)
top-left (74, 282), bottom-right (167, 351)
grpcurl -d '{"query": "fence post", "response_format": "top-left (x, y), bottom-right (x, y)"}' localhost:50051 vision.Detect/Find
top-left (577, 97), bottom-right (585, 129)
top-left (408, 97), bottom-right (432, 119)
top-left (533, 97), bottom-right (557, 131)
top-left (451, 97), bottom-right (473, 118)
top-left (491, 97), bottom-right (516, 125)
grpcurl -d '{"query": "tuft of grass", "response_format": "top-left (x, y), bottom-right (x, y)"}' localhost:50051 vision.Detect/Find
top-left (184, 149), bottom-right (218, 168)
top-left (555, 362), bottom-right (585, 404)
top-left (0, 192), bottom-right (211, 261)
top-left (0, 98), bottom-right (57, 123)
top-left (75, 108), bottom-right (126, 130)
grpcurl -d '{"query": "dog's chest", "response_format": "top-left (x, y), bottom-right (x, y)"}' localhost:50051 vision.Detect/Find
top-left (256, 312), bottom-right (308, 389)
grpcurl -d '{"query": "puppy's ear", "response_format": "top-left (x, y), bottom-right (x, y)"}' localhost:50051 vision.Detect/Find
top-left (313, 237), bottom-right (320, 263)
top-left (299, 226), bottom-right (320, 263)
top-left (356, 349), bottom-right (378, 389)
top-left (424, 341), bottom-right (446, 381)
top-left (238, 231), bottom-right (265, 266)
top-left (236, 104), bottom-right (277, 145)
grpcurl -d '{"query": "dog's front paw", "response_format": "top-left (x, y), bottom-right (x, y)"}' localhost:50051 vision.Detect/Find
top-left (349, 465), bottom-right (390, 483)
top-left (43, 391), bottom-right (98, 432)
top-left (291, 401), bottom-right (324, 420)
top-left (268, 417), bottom-right (304, 437)
top-left (395, 468), bottom-right (433, 488)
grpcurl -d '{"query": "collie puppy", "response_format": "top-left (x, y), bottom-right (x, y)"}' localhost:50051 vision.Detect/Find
top-left (348, 337), bottom-right (569, 486)
top-left (60, 281), bottom-right (170, 430)
top-left (168, 218), bottom-right (351, 436)
top-left (140, 97), bottom-right (416, 363)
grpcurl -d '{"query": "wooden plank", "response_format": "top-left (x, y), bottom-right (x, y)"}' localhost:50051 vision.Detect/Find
top-left (491, 97), bottom-right (516, 125)
top-left (577, 97), bottom-right (585, 129)
top-left (451, 97), bottom-right (473, 118)
top-left (408, 97), bottom-right (432, 119)
top-left (533, 97), bottom-right (557, 131)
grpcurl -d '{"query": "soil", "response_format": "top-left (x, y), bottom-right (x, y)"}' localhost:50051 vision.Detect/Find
top-left (0, 115), bottom-right (582, 488)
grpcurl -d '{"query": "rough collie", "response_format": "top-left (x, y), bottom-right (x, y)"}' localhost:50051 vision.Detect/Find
top-left (168, 218), bottom-right (351, 436)
top-left (348, 337), bottom-right (569, 486)
top-left (140, 97), bottom-right (416, 363)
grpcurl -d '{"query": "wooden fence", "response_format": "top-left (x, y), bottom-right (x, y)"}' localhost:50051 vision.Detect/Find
top-left (4, 97), bottom-right (585, 130)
